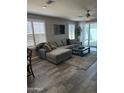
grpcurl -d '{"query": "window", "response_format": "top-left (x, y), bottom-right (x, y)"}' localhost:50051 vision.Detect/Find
top-left (27, 21), bottom-right (34, 47)
top-left (27, 20), bottom-right (46, 47)
top-left (68, 24), bottom-right (75, 39)
top-left (33, 22), bottom-right (46, 45)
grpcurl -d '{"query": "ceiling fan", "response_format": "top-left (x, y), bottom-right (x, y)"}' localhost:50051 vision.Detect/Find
top-left (86, 10), bottom-right (90, 18)
top-left (78, 9), bottom-right (96, 21)
top-left (42, 0), bottom-right (56, 8)
top-left (46, 0), bottom-right (55, 4)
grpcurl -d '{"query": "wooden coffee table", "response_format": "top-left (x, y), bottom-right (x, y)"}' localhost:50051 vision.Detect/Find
top-left (72, 46), bottom-right (90, 56)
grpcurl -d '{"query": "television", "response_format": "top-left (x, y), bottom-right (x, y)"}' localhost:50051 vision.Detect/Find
top-left (54, 24), bottom-right (65, 35)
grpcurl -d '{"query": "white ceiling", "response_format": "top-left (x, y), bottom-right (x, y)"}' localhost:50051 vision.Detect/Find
top-left (27, 0), bottom-right (97, 21)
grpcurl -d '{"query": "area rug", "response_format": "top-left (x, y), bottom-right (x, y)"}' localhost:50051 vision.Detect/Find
top-left (65, 51), bottom-right (97, 70)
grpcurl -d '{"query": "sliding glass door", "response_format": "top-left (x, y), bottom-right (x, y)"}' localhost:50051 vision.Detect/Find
top-left (84, 24), bottom-right (90, 46)
top-left (89, 23), bottom-right (97, 47)
top-left (80, 22), bottom-right (97, 47)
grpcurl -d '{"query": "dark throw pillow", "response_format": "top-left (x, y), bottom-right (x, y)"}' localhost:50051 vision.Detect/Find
top-left (66, 38), bottom-right (70, 45)
top-left (36, 43), bottom-right (45, 51)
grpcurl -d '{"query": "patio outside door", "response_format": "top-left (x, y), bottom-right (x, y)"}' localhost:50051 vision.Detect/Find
top-left (80, 22), bottom-right (97, 47)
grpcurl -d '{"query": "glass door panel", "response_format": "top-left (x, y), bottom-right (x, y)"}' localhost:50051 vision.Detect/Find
top-left (89, 23), bottom-right (97, 47)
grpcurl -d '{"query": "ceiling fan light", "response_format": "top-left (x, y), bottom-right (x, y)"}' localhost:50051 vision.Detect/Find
top-left (47, 0), bottom-right (55, 4)
top-left (86, 13), bottom-right (90, 18)
top-left (85, 17), bottom-right (91, 21)
top-left (42, 5), bottom-right (47, 9)
top-left (86, 10), bottom-right (91, 18)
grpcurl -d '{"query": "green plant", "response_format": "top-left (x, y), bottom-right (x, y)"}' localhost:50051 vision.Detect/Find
top-left (75, 27), bottom-right (81, 37)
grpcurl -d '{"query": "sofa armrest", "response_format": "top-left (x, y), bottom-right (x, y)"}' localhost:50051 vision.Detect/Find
top-left (38, 49), bottom-right (46, 59)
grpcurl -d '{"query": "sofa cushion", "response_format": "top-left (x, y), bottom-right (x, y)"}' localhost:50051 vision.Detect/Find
top-left (49, 41), bottom-right (58, 47)
top-left (55, 41), bottom-right (63, 47)
top-left (59, 45), bottom-right (73, 49)
top-left (61, 39), bottom-right (67, 45)
top-left (46, 49), bottom-right (71, 59)
top-left (48, 42), bottom-right (57, 50)
top-left (61, 40), bottom-right (65, 46)
top-left (58, 44), bottom-right (79, 49)
top-left (46, 48), bottom-right (72, 64)
top-left (51, 44), bottom-right (57, 49)
top-left (54, 42), bottom-right (59, 47)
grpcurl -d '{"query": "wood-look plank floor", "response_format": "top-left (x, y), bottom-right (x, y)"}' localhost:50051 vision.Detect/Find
top-left (27, 58), bottom-right (97, 93)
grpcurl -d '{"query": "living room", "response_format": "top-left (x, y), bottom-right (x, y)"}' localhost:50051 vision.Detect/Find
top-left (1, 0), bottom-right (124, 93)
top-left (27, 15), bottom-right (97, 60)
top-left (27, 0), bottom-right (97, 93)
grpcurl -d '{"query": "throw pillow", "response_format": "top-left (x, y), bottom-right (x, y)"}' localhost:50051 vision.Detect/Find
top-left (48, 42), bottom-right (53, 50)
top-left (51, 45), bottom-right (57, 49)
top-left (43, 43), bottom-right (52, 52)
top-left (62, 39), bottom-right (67, 45)
top-left (55, 41), bottom-right (59, 47)
top-left (56, 41), bottom-right (63, 46)
top-left (36, 43), bottom-right (45, 51)
top-left (48, 42), bottom-right (57, 50)
top-left (61, 40), bottom-right (65, 46)
top-left (66, 38), bottom-right (70, 45)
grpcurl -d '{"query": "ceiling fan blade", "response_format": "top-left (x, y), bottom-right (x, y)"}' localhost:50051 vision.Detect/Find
top-left (83, 16), bottom-right (96, 21)
top-left (46, 0), bottom-right (55, 4)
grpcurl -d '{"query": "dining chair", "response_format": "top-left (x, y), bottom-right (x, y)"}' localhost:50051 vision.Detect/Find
top-left (27, 48), bottom-right (35, 78)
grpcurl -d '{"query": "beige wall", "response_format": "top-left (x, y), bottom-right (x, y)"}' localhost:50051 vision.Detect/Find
top-left (27, 13), bottom-right (76, 42)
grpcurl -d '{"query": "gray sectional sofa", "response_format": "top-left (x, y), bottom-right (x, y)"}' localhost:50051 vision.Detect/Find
top-left (36, 39), bottom-right (80, 64)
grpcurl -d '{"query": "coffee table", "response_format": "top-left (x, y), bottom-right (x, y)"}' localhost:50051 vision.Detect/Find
top-left (72, 46), bottom-right (90, 56)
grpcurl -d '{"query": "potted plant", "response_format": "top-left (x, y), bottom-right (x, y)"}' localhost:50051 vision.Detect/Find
top-left (75, 26), bottom-right (81, 41)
